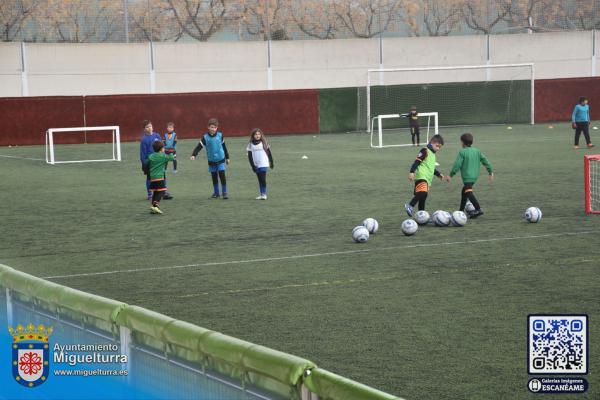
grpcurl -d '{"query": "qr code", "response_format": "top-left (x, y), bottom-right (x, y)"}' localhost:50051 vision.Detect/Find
top-left (528, 315), bottom-right (587, 374)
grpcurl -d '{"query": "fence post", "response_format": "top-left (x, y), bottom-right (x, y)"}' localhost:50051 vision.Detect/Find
top-left (20, 42), bottom-right (28, 96)
top-left (592, 29), bottom-right (596, 77)
top-left (149, 41), bottom-right (156, 94)
top-left (267, 39), bottom-right (273, 90)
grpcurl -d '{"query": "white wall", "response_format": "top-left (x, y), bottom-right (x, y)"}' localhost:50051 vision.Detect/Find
top-left (490, 31), bottom-right (592, 79)
top-left (0, 43), bottom-right (23, 97)
top-left (383, 35), bottom-right (487, 68)
top-left (271, 38), bottom-right (379, 89)
top-left (154, 41), bottom-right (268, 92)
top-left (25, 43), bottom-right (150, 96)
top-left (0, 30), bottom-right (597, 97)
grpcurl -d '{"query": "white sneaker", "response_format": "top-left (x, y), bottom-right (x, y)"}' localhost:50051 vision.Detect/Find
top-left (262, 194), bottom-right (267, 200)
top-left (255, 195), bottom-right (263, 200)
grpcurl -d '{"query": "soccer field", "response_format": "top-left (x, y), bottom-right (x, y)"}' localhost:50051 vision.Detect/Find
top-left (2, 123), bottom-right (599, 399)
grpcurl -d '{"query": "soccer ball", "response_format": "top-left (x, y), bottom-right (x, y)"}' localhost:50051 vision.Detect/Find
top-left (414, 210), bottom-right (430, 225)
top-left (432, 210), bottom-right (451, 227)
top-left (524, 207), bottom-right (542, 223)
top-left (450, 211), bottom-right (468, 226)
top-left (465, 201), bottom-right (476, 215)
top-left (401, 219), bottom-right (418, 236)
top-left (352, 226), bottom-right (370, 243)
top-left (362, 218), bottom-right (379, 234)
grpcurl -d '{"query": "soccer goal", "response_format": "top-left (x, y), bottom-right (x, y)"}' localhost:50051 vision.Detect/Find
top-left (45, 126), bottom-right (121, 165)
top-left (584, 155), bottom-right (600, 214)
top-left (360, 63), bottom-right (534, 132)
top-left (370, 112), bottom-right (438, 148)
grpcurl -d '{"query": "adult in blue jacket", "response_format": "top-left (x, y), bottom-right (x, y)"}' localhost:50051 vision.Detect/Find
top-left (572, 96), bottom-right (594, 149)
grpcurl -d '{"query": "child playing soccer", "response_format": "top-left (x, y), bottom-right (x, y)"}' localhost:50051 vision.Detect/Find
top-left (164, 122), bottom-right (177, 173)
top-left (140, 120), bottom-right (161, 200)
top-left (446, 133), bottom-right (494, 218)
top-left (572, 96), bottom-right (594, 149)
top-left (247, 128), bottom-right (274, 200)
top-left (404, 134), bottom-right (446, 216)
top-left (401, 106), bottom-right (420, 146)
top-left (145, 140), bottom-right (174, 214)
top-left (190, 118), bottom-right (230, 199)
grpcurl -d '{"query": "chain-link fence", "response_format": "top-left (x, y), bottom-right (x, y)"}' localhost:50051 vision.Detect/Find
top-left (2, 0), bottom-right (600, 43)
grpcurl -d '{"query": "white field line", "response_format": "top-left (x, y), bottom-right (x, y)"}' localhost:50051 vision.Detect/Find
top-left (0, 154), bottom-right (44, 161)
top-left (42, 230), bottom-right (600, 280)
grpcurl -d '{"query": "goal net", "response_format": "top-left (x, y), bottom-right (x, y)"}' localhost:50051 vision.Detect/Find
top-left (584, 155), bottom-right (600, 214)
top-left (45, 126), bottom-right (121, 165)
top-left (370, 112), bottom-right (438, 148)
top-left (359, 63), bottom-right (534, 132)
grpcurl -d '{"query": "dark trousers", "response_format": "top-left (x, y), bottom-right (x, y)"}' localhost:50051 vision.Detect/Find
top-left (409, 180), bottom-right (428, 210)
top-left (410, 126), bottom-right (420, 145)
top-left (575, 122), bottom-right (591, 146)
top-left (460, 183), bottom-right (481, 211)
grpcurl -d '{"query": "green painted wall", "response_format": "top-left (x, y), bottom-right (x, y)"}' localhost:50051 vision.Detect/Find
top-left (319, 87), bottom-right (359, 133)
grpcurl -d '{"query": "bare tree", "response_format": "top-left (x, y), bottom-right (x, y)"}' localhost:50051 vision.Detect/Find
top-left (164, 0), bottom-right (233, 41)
top-left (289, 0), bottom-right (337, 39)
top-left (34, 0), bottom-right (123, 42)
top-left (236, 0), bottom-right (290, 40)
top-left (461, 0), bottom-right (513, 34)
top-left (128, 0), bottom-right (184, 42)
top-left (560, 0), bottom-right (600, 30)
top-left (0, 0), bottom-right (39, 41)
top-left (420, 0), bottom-right (463, 36)
top-left (331, 0), bottom-right (402, 39)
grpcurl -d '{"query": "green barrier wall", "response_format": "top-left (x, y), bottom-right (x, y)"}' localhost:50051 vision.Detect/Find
top-left (0, 264), bottom-right (404, 400)
top-left (319, 80), bottom-right (531, 133)
top-left (319, 87), bottom-right (359, 133)
top-left (305, 368), bottom-right (399, 400)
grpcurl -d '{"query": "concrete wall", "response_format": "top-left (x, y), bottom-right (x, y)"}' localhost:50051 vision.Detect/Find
top-left (271, 38), bottom-right (378, 89)
top-left (490, 31), bottom-right (592, 78)
top-left (0, 43), bottom-right (23, 97)
top-left (154, 41), bottom-right (268, 92)
top-left (0, 30), bottom-right (597, 97)
top-left (25, 43), bottom-right (150, 96)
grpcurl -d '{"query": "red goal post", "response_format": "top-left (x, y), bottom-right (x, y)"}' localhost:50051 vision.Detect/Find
top-left (584, 155), bottom-right (600, 214)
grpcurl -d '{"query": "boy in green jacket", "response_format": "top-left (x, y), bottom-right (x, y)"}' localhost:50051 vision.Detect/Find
top-left (145, 140), bottom-right (175, 214)
top-left (446, 133), bottom-right (494, 218)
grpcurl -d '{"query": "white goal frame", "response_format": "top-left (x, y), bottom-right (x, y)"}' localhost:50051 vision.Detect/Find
top-left (370, 112), bottom-right (438, 148)
top-left (45, 126), bottom-right (121, 165)
top-left (366, 63), bottom-right (535, 132)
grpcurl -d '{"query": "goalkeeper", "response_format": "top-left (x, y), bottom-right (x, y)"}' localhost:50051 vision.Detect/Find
top-left (445, 133), bottom-right (493, 218)
top-left (572, 96), bottom-right (594, 149)
top-left (401, 106), bottom-right (420, 146)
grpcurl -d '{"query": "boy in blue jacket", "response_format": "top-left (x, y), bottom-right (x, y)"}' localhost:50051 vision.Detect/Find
top-left (140, 120), bottom-right (173, 200)
top-left (190, 118), bottom-right (230, 199)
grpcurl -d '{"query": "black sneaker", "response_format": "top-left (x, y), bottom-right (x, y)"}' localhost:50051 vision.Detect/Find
top-left (163, 193), bottom-right (173, 200)
top-left (210, 193), bottom-right (220, 199)
top-left (470, 209), bottom-right (484, 219)
top-left (222, 193), bottom-right (229, 200)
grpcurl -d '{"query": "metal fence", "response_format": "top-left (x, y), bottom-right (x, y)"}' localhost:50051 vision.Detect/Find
top-left (2, 0), bottom-right (600, 43)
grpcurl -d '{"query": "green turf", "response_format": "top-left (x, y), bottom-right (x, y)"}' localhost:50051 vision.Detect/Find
top-left (1, 123), bottom-right (599, 399)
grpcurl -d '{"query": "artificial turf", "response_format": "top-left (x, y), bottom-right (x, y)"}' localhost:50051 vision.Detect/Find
top-left (1, 122), bottom-right (599, 399)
